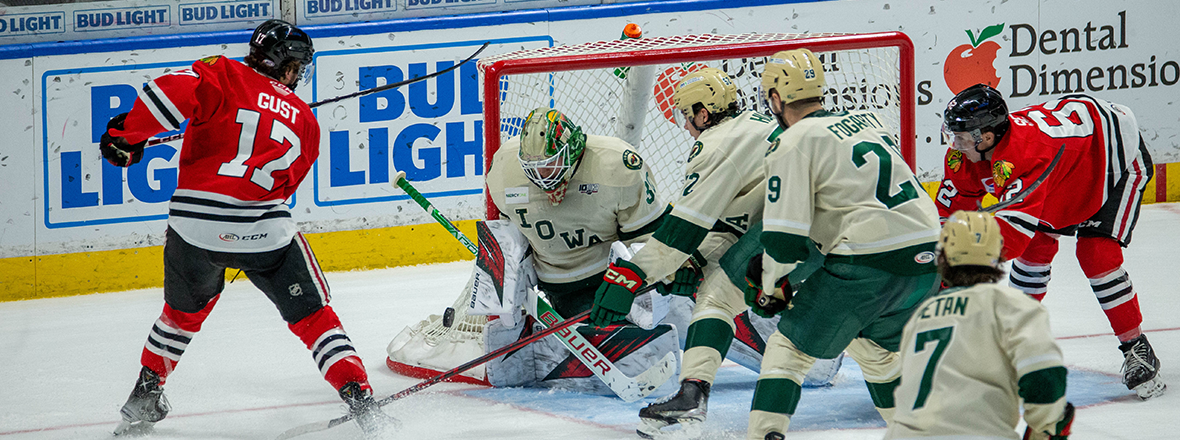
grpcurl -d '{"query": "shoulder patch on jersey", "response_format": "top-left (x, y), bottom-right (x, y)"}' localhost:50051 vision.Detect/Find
top-left (687, 141), bottom-right (704, 163)
top-left (199, 55), bottom-right (221, 66)
top-left (578, 183), bottom-right (599, 195)
top-left (992, 160), bottom-right (1015, 188)
top-left (622, 150), bottom-right (644, 170)
top-left (947, 150), bottom-right (963, 172)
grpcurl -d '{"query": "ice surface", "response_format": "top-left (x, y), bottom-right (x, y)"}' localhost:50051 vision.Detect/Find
top-left (2, 204), bottom-right (1179, 439)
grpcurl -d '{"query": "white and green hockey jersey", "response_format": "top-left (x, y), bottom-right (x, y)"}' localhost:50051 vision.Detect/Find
top-left (487, 134), bottom-right (667, 287)
top-left (629, 110), bottom-right (781, 284)
top-left (760, 109), bottom-right (941, 285)
top-left (885, 283), bottom-right (1068, 440)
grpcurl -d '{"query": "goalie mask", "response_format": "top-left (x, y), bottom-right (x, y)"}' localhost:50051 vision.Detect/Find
top-left (248, 19), bottom-right (315, 91)
top-left (518, 107), bottom-right (587, 205)
top-left (760, 49), bottom-right (824, 118)
top-left (672, 67), bottom-right (739, 131)
top-left (939, 210), bottom-right (1003, 268)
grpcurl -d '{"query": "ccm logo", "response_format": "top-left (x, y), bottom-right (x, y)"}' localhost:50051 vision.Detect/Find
top-left (605, 268), bottom-right (639, 290)
top-left (219, 232), bottom-right (269, 242)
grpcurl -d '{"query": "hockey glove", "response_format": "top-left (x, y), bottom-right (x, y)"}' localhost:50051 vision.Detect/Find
top-left (99, 113), bottom-right (146, 167)
top-left (656, 252), bottom-right (705, 297)
top-left (743, 254), bottom-right (792, 318)
top-left (1023, 402), bottom-right (1074, 440)
top-left (590, 259), bottom-right (646, 327)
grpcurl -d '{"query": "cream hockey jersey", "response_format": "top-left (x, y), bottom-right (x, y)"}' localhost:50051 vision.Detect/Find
top-left (760, 110), bottom-right (940, 286)
top-left (487, 135), bottom-right (666, 286)
top-left (886, 283), bottom-right (1068, 440)
top-left (629, 110), bottom-right (781, 284)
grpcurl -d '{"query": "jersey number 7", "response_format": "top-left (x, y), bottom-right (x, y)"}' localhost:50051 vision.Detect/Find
top-left (912, 326), bottom-right (954, 410)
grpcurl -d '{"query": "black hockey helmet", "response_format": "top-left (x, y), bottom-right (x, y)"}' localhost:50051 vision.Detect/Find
top-left (248, 19), bottom-right (314, 89)
top-left (942, 84), bottom-right (1010, 151)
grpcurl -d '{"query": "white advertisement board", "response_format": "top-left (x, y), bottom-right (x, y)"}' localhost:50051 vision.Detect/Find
top-left (2, 0), bottom-right (1178, 260)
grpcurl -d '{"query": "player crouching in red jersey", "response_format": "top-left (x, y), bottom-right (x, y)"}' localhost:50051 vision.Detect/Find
top-left (102, 20), bottom-right (396, 436)
top-left (936, 84), bottom-right (1164, 400)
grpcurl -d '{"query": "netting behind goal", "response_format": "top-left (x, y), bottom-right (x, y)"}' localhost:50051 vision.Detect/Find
top-left (387, 32), bottom-right (913, 381)
top-left (479, 31), bottom-right (915, 218)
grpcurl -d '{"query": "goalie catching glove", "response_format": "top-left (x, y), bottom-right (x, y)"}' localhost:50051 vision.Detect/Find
top-left (1024, 402), bottom-right (1074, 440)
top-left (100, 113), bottom-right (146, 167)
top-left (743, 254), bottom-right (792, 318)
top-left (590, 259), bottom-right (647, 327)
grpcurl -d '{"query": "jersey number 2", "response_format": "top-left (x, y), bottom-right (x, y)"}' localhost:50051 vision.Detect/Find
top-left (852, 137), bottom-right (919, 209)
top-left (218, 109), bottom-right (302, 191)
top-left (912, 326), bottom-right (954, 410)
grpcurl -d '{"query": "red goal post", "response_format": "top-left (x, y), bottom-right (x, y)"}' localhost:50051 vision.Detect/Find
top-left (478, 31), bottom-right (915, 220)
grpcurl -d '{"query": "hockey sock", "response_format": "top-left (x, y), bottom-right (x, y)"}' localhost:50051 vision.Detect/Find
top-left (141, 296), bottom-right (221, 384)
top-left (1009, 233), bottom-right (1057, 301)
top-left (1077, 236), bottom-right (1143, 342)
top-left (682, 317), bottom-right (735, 383)
top-left (289, 306), bottom-right (370, 392)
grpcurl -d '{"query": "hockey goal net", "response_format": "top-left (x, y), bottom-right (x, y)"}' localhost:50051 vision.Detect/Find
top-left (386, 31), bottom-right (914, 384)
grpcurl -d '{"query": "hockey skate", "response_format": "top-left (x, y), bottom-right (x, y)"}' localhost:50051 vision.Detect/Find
top-left (1119, 334), bottom-right (1166, 399)
top-left (339, 382), bottom-right (400, 437)
top-left (637, 379), bottom-right (709, 439)
top-left (113, 366), bottom-right (171, 436)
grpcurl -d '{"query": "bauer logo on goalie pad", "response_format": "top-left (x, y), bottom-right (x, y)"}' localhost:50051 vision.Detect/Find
top-left (505, 186), bottom-right (529, 204)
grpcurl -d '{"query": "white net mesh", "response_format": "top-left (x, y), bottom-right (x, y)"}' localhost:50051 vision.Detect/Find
top-left (480, 32), bottom-right (907, 204)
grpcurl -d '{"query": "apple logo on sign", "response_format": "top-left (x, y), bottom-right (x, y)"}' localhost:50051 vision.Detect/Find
top-left (944, 24), bottom-right (1004, 94)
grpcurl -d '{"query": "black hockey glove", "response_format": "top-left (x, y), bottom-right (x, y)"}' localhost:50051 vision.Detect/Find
top-left (743, 253), bottom-right (792, 318)
top-left (656, 251), bottom-right (705, 297)
top-left (99, 113), bottom-right (146, 167)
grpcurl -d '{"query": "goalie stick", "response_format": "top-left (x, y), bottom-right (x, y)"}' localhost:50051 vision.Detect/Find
top-left (391, 170), bottom-right (675, 401)
top-left (273, 310), bottom-right (593, 440)
top-left (144, 42), bottom-right (490, 147)
top-left (983, 143), bottom-right (1065, 214)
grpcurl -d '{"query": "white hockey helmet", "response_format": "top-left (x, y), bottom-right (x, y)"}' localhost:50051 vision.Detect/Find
top-left (672, 67), bottom-right (739, 128)
top-left (518, 107), bottom-right (586, 205)
top-left (761, 48), bottom-right (824, 112)
top-left (939, 210), bottom-right (1004, 267)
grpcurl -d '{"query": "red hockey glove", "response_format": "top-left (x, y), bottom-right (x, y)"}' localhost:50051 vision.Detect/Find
top-left (99, 113), bottom-right (146, 167)
top-left (743, 254), bottom-right (792, 318)
top-left (590, 259), bottom-right (646, 327)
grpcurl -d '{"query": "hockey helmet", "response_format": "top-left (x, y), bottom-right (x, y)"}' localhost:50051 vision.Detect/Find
top-left (939, 210), bottom-right (1004, 268)
top-left (942, 84), bottom-right (1009, 151)
top-left (518, 107), bottom-right (587, 204)
top-left (672, 67), bottom-right (739, 128)
top-left (760, 48), bottom-right (824, 113)
top-left (249, 19), bottom-right (315, 90)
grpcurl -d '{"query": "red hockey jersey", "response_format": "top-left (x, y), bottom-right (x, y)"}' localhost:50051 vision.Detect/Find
top-left (935, 95), bottom-right (1145, 260)
top-left (111, 56), bottom-right (319, 253)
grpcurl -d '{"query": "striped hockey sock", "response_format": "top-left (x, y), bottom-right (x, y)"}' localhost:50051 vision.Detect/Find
top-left (289, 306), bottom-right (370, 391)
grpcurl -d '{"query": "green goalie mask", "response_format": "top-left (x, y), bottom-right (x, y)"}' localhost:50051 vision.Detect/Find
top-left (518, 107), bottom-right (587, 205)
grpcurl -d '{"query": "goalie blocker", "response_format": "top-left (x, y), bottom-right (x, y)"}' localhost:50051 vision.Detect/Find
top-left (387, 220), bottom-right (841, 392)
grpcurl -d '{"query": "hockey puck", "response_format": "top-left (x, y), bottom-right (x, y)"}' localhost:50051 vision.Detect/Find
top-left (442, 307), bottom-right (456, 328)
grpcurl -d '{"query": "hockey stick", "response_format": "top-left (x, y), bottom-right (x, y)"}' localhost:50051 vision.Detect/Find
top-left (273, 310), bottom-right (591, 440)
top-left (983, 143), bottom-right (1065, 214)
top-left (146, 42), bottom-right (490, 147)
top-left (391, 171), bottom-right (675, 401)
